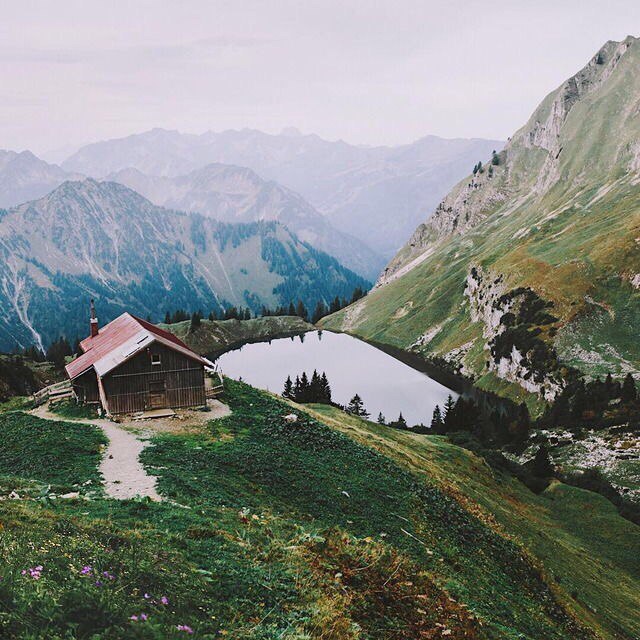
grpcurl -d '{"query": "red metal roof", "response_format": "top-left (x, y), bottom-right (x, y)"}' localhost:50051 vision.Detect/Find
top-left (66, 313), bottom-right (205, 380)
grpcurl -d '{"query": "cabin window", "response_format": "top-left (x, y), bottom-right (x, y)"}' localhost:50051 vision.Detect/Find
top-left (151, 353), bottom-right (161, 366)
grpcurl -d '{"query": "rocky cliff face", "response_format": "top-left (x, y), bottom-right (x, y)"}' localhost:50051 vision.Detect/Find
top-left (464, 267), bottom-right (564, 401)
top-left (0, 180), bottom-right (368, 351)
top-left (324, 37), bottom-right (640, 404)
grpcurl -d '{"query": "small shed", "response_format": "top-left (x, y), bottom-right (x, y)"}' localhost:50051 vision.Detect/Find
top-left (65, 304), bottom-right (208, 415)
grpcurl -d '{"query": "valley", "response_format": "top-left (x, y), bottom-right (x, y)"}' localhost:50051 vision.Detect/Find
top-left (0, 11), bottom-right (638, 640)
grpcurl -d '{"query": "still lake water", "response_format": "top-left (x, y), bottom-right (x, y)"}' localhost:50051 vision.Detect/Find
top-left (215, 331), bottom-right (457, 426)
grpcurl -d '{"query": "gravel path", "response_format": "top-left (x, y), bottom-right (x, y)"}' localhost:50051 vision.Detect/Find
top-left (31, 405), bottom-right (161, 500)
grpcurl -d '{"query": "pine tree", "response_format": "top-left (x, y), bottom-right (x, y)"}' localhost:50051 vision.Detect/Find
top-left (442, 395), bottom-right (456, 431)
top-left (189, 311), bottom-right (201, 333)
top-left (377, 412), bottom-right (386, 425)
top-left (311, 301), bottom-right (327, 324)
top-left (571, 380), bottom-right (588, 422)
top-left (320, 372), bottom-right (332, 403)
top-left (296, 300), bottom-right (308, 321)
top-left (395, 412), bottom-right (407, 430)
top-left (164, 311), bottom-right (171, 324)
top-left (293, 375), bottom-right (301, 399)
top-left (430, 405), bottom-right (444, 433)
top-left (46, 336), bottom-right (72, 368)
top-left (350, 287), bottom-right (365, 304)
top-left (283, 375), bottom-right (293, 399)
top-left (288, 302), bottom-right (296, 316)
top-left (532, 444), bottom-right (554, 478)
top-left (621, 373), bottom-right (637, 403)
top-left (346, 394), bottom-right (369, 418)
top-left (491, 150), bottom-right (500, 165)
top-left (299, 372), bottom-right (309, 401)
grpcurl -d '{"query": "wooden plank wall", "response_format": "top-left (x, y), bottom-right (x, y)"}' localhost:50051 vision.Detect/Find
top-left (102, 342), bottom-right (205, 414)
top-left (72, 369), bottom-right (100, 404)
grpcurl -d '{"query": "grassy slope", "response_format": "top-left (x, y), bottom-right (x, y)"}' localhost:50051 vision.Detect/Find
top-left (0, 412), bottom-right (105, 494)
top-left (322, 39), bottom-right (640, 407)
top-left (303, 404), bottom-right (640, 640)
top-left (1, 382), bottom-right (627, 639)
top-left (0, 382), bottom-right (637, 640)
top-left (159, 316), bottom-right (313, 356)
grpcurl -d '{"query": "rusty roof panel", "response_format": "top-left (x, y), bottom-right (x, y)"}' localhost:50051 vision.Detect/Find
top-left (66, 313), bottom-right (206, 380)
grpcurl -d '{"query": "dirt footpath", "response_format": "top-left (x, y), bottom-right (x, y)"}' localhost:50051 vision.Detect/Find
top-left (30, 400), bottom-right (231, 500)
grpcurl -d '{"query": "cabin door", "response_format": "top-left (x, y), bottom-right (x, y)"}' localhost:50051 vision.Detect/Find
top-left (148, 379), bottom-right (167, 409)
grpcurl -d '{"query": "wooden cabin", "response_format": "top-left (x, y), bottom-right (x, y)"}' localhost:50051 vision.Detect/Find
top-left (65, 303), bottom-right (207, 415)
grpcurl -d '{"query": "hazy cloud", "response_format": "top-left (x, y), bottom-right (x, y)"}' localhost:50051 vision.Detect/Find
top-left (0, 0), bottom-right (639, 156)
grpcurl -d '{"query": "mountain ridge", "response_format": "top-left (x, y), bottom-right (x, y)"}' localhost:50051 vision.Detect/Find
top-left (63, 128), bottom-right (503, 258)
top-left (106, 162), bottom-right (385, 280)
top-left (0, 149), bottom-right (81, 208)
top-left (323, 36), bottom-right (640, 406)
top-left (0, 179), bottom-right (367, 350)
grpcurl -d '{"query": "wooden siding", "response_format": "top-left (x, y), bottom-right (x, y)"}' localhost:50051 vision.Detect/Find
top-left (72, 369), bottom-right (100, 404)
top-left (102, 342), bottom-right (205, 414)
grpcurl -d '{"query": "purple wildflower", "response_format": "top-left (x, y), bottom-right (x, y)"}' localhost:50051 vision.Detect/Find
top-left (80, 566), bottom-right (92, 575)
top-left (176, 625), bottom-right (194, 634)
top-left (22, 566), bottom-right (42, 579)
top-left (95, 580), bottom-right (103, 587)
top-left (160, 596), bottom-right (169, 605)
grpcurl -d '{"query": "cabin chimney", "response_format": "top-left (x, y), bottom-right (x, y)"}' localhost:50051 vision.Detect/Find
top-left (90, 299), bottom-right (99, 338)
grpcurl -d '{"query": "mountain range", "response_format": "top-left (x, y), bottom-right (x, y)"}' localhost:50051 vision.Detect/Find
top-left (0, 150), bottom-right (82, 208)
top-left (105, 163), bottom-right (383, 280)
top-left (0, 179), bottom-right (367, 351)
top-left (324, 36), bottom-right (640, 409)
top-left (62, 128), bottom-right (503, 258)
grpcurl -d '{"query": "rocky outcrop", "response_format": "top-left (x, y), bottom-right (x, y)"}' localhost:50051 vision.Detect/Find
top-left (464, 266), bottom-right (564, 401)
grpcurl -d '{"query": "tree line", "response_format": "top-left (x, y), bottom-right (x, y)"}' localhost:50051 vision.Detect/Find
top-left (163, 286), bottom-right (368, 331)
top-left (540, 373), bottom-right (640, 429)
top-left (283, 371), bottom-right (332, 404)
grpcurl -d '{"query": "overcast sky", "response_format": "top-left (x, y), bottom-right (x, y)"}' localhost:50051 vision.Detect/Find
top-left (2, 0), bottom-right (639, 158)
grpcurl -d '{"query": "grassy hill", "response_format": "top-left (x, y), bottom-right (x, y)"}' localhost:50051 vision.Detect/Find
top-left (0, 381), bottom-right (637, 638)
top-left (322, 37), bottom-right (640, 410)
top-left (160, 315), bottom-right (313, 357)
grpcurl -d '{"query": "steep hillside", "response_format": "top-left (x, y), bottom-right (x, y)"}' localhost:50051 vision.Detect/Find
top-left (0, 179), bottom-right (367, 351)
top-left (0, 150), bottom-right (80, 208)
top-left (107, 164), bottom-right (384, 279)
top-left (324, 37), bottom-right (640, 406)
top-left (63, 128), bottom-right (502, 258)
top-left (3, 380), bottom-right (638, 638)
